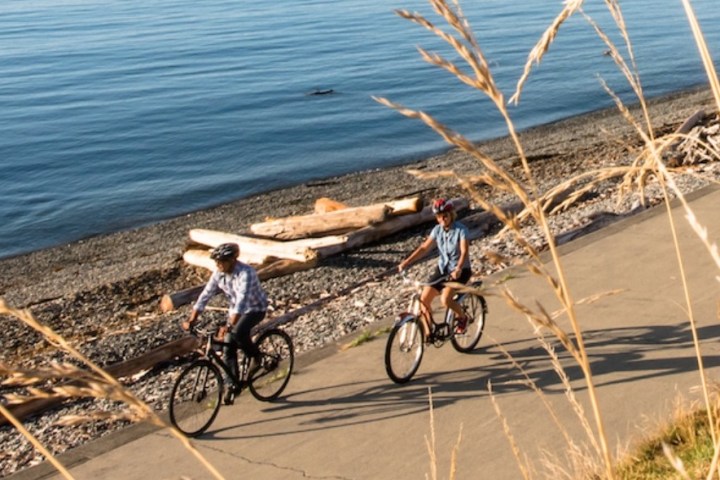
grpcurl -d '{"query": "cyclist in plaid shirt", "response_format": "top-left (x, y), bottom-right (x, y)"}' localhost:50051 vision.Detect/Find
top-left (182, 242), bottom-right (268, 403)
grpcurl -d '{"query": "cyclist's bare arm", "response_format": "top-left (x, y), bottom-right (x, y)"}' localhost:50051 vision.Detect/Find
top-left (451, 237), bottom-right (470, 280)
top-left (181, 308), bottom-right (201, 331)
top-left (399, 236), bottom-right (435, 272)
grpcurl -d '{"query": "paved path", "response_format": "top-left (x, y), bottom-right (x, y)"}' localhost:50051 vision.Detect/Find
top-left (22, 187), bottom-right (720, 479)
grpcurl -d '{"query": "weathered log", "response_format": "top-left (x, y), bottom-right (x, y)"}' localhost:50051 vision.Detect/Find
top-left (462, 201), bottom-right (524, 240)
top-left (257, 256), bottom-right (318, 279)
top-left (183, 249), bottom-right (218, 272)
top-left (676, 109), bottom-right (706, 136)
top-left (385, 196), bottom-right (424, 216)
top-left (160, 285), bottom-right (205, 312)
top-left (250, 204), bottom-right (392, 240)
top-left (189, 229), bottom-right (319, 262)
top-left (666, 109), bottom-right (707, 166)
top-left (462, 185), bottom-right (594, 240)
top-left (184, 248), bottom-right (281, 271)
top-left (165, 199), bottom-right (465, 311)
top-left (313, 197), bottom-right (469, 258)
top-left (1, 336), bottom-right (198, 426)
top-left (314, 196), bottom-right (422, 215)
top-left (314, 197), bottom-right (348, 213)
top-left (183, 248), bottom-right (316, 279)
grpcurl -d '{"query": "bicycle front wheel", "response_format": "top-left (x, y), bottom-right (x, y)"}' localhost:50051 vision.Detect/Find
top-left (385, 316), bottom-right (424, 384)
top-left (249, 329), bottom-right (294, 401)
top-left (451, 294), bottom-right (487, 353)
top-left (169, 360), bottom-right (223, 437)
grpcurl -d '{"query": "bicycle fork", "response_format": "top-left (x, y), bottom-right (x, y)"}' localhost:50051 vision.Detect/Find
top-left (397, 294), bottom-right (423, 348)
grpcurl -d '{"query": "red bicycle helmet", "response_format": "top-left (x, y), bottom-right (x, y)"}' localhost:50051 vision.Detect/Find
top-left (432, 198), bottom-right (454, 214)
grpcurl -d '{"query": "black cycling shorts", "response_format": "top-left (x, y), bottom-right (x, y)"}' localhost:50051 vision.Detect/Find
top-left (426, 266), bottom-right (472, 291)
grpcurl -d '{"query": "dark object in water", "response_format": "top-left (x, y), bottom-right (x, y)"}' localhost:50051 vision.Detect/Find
top-left (307, 88), bottom-right (335, 96)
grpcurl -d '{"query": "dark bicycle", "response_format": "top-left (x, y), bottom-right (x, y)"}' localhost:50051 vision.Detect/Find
top-left (384, 272), bottom-right (487, 384)
top-left (169, 324), bottom-right (294, 437)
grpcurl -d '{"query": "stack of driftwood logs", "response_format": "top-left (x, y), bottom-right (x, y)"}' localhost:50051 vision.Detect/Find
top-left (161, 195), bottom-right (474, 312)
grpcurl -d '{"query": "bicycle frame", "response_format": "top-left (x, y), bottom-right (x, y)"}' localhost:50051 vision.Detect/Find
top-left (396, 273), bottom-right (454, 345)
top-left (385, 273), bottom-right (488, 384)
top-left (195, 329), bottom-right (249, 392)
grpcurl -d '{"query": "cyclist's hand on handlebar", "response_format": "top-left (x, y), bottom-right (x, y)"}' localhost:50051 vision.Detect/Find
top-left (216, 325), bottom-right (228, 341)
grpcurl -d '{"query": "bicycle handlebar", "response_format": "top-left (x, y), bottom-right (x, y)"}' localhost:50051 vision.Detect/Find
top-left (399, 269), bottom-right (449, 288)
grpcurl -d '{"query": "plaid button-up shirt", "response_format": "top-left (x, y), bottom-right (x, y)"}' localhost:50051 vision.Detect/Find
top-left (193, 261), bottom-right (268, 315)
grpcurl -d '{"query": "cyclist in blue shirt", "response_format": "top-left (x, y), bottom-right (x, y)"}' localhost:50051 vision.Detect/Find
top-left (398, 198), bottom-right (472, 337)
top-left (182, 242), bottom-right (268, 404)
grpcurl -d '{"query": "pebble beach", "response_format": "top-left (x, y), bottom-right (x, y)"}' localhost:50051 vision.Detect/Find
top-left (2, 85), bottom-right (720, 477)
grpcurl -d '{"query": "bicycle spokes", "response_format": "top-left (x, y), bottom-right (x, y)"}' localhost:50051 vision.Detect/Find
top-left (169, 360), bottom-right (223, 437)
top-left (385, 318), bottom-right (424, 384)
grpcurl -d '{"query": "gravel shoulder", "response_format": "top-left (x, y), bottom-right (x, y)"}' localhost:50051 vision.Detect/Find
top-left (1, 85), bottom-right (719, 477)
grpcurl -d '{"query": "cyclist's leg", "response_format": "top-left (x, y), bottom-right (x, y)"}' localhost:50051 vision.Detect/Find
top-left (229, 310), bottom-right (266, 363)
top-left (421, 266), bottom-right (445, 338)
top-left (441, 268), bottom-right (472, 319)
top-left (419, 286), bottom-right (438, 338)
top-left (222, 329), bottom-right (240, 385)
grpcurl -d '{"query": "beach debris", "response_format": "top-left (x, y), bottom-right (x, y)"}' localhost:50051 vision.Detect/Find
top-left (165, 196), bottom-right (466, 311)
top-left (188, 229), bottom-right (327, 262)
top-left (1, 336), bottom-right (198, 427)
top-left (249, 196), bottom-right (423, 240)
top-left (666, 109), bottom-right (720, 166)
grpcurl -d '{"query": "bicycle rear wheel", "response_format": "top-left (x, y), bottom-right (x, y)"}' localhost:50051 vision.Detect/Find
top-left (385, 316), bottom-right (424, 384)
top-left (169, 360), bottom-right (223, 437)
top-left (249, 329), bottom-right (294, 401)
top-left (451, 294), bottom-right (487, 353)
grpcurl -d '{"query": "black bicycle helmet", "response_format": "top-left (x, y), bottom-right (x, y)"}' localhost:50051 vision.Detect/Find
top-left (210, 243), bottom-right (240, 261)
top-left (432, 198), bottom-right (454, 214)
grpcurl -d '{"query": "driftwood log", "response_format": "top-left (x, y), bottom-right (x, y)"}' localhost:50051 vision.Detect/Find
top-left (163, 198), bottom-right (467, 311)
top-left (313, 197), bottom-right (469, 258)
top-left (250, 196), bottom-right (424, 240)
top-left (462, 201), bottom-right (524, 240)
top-left (183, 248), bottom-right (271, 271)
top-left (188, 229), bottom-right (350, 262)
top-left (251, 204), bottom-right (391, 239)
top-left (2, 336), bottom-right (198, 427)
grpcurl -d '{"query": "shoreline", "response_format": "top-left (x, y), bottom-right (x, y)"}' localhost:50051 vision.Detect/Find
top-left (0, 83), bottom-right (711, 265)
top-left (1, 84), bottom-right (718, 478)
top-left (1, 84), bottom-right (714, 308)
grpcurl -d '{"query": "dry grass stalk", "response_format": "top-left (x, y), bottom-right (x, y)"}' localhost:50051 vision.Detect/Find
top-left (680, 0), bottom-right (720, 113)
top-left (489, 337), bottom-right (577, 451)
top-left (0, 402), bottom-right (74, 479)
top-left (0, 299), bottom-right (226, 480)
top-left (448, 423), bottom-right (463, 480)
top-left (606, 7), bottom-right (720, 464)
top-left (661, 442), bottom-right (692, 480)
top-left (488, 287), bottom-right (624, 476)
top-left (488, 381), bottom-right (532, 479)
top-left (382, 0), bottom-right (720, 476)
top-left (424, 387), bottom-right (463, 480)
top-left (581, 7), bottom-right (653, 138)
top-left (645, 147), bottom-right (720, 456)
top-left (425, 387), bottom-right (438, 480)
top-left (511, 0), bottom-right (584, 105)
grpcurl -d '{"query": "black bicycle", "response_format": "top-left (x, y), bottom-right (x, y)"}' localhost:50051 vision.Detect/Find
top-left (169, 324), bottom-right (294, 437)
top-left (384, 272), bottom-right (487, 384)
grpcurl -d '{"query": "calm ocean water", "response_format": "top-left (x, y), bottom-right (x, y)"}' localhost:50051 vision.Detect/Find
top-left (0, 0), bottom-right (717, 259)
